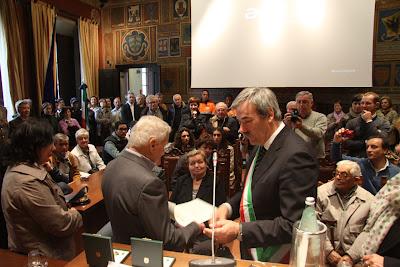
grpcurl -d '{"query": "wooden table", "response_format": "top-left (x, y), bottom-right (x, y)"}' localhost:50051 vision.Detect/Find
top-left (0, 249), bottom-right (67, 267)
top-left (68, 170), bottom-right (109, 254)
top-left (66, 243), bottom-right (288, 267)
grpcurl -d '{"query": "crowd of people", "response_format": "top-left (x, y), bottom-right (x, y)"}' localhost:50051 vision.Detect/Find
top-left (0, 88), bottom-right (400, 266)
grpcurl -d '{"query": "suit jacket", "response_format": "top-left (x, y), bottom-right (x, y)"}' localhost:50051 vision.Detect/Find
top-left (228, 126), bottom-right (318, 260)
top-left (170, 172), bottom-right (226, 207)
top-left (120, 103), bottom-right (140, 125)
top-left (102, 149), bottom-right (200, 251)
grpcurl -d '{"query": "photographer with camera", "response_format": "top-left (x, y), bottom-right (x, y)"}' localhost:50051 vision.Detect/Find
top-left (283, 92), bottom-right (327, 159)
top-left (331, 128), bottom-right (400, 195)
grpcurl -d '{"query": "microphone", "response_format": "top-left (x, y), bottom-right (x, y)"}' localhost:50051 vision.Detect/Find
top-left (189, 151), bottom-right (235, 267)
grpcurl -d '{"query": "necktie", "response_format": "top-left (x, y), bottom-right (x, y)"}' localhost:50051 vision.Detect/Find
top-left (255, 147), bottom-right (266, 169)
top-left (130, 104), bottom-right (135, 120)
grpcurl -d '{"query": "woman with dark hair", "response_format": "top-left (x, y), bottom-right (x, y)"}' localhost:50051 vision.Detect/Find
top-left (179, 97), bottom-right (207, 139)
top-left (212, 127), bottom-right (235, 191)
top-left (0, 119), bottom-right (82, 260)
top-left (58, 106), bottom-right (81, 148)
top-left (166, 128), bottom-right (195, 156)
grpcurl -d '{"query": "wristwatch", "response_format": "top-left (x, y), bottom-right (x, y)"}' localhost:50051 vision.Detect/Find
top-left (237, 222), bottom-right (243, 241)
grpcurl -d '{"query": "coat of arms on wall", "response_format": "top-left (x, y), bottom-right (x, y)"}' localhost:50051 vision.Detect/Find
top-left (122, 30), bottom-right (149, 61)
top-left (173, 0), bottom-right (189, 19)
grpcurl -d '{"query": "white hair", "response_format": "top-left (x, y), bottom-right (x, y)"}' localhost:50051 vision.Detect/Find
top-left (231, 87), bottom-right (281, 120)
top-left (336, 160), bottom-right (361, 177)
top-left (295, 91), bottom-right (314, 102)
top-left (75, 128), bottom-right (89, 139)
top-left (215, 102), bottom-right (228, 110)
top-left (54, 133), bottom-right (69, 143)
top-left (128, 116), bottom-right (171, 147)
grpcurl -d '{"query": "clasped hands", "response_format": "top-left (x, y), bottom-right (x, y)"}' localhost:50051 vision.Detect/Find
top-left (202, 205), bottom-right (240, 244)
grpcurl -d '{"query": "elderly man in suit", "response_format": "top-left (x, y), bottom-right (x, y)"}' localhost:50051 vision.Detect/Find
top-left (317, 160), bottom-right (375, 266)
top-left (120, 91), bottom-right (140, 126)
top-left (102, 115), bottom-right (202, 251)
top-left (204, 87), bottom-right (318, 263)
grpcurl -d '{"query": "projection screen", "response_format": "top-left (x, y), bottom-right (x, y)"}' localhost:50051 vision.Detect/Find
top-left (191, 0), bottom-right (375, 88)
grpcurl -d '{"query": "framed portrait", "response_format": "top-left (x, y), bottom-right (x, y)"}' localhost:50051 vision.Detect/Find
top-left (169, 37), bottom-right (181, 57)
top-left (111, 7), bottom-right (125, 28)
top-left (173, 0), bottom-right (189, 20)
top-left (127, 5), bottom-right (141, 26)
top-left (375, 2), bottom-right (400, 60)
top-left (158, 37), bottom-right (169, 58)
top-left (181, 23), bottom-right (191, 45)
top-left (373, 63), bottom-right (391, 87)
top-left (143, 2), bottom-right (159, 24)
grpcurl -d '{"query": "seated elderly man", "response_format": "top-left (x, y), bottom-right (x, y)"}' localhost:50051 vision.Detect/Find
top-left (331, 129), bottom-right (400, 195)
top-left (71, 128), bottom-right (106, 178)
top-left (317, 160), bottom-right (375, 266)
top-left (207, 102), bottom-right (239, 144)
top-left (102, 116), bottom-right (202, 251)
top-left (43, 133), bottom-right (80, 184)
top-left (141, 94), bottom-right (168, 122)
top-left (102, 121), bottom-right (129, 164)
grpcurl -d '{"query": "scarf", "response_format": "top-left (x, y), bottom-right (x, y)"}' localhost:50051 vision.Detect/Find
top-left (362, 173), bottom-right (400, 255)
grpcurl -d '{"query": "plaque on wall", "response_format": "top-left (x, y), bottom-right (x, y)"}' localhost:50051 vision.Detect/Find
top-left (181, 22), bottom-right (191, 46)
top-left (173, 0), bottom-right (189, 20)
top-left (111, 7), bottom-right (125, 28)
top-left (170, 37), bottom-right (181, 57)
top-left (127, 5), bottom-right (141, 26)
top-left (122, 29), bottom-right (149, 61)
top-left (143, 2), bottom-right (159, 25)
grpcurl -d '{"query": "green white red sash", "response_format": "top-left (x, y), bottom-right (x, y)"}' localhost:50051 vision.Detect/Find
top-left (239, 146), bottom-right (291, 263)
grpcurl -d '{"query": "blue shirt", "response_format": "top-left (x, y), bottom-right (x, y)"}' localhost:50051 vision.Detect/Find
top-left (331, 142), bottom-right (400, 194)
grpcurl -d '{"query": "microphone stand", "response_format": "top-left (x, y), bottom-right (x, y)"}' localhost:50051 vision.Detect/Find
top-left (189, 152), bottom-right (236, 267)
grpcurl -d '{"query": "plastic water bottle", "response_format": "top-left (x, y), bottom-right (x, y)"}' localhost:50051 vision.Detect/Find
top-left (299, 197), bottom-right (318, 232)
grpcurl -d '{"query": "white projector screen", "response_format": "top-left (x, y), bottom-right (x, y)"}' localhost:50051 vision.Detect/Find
top-left (191, 0), bottom-right (375, 88)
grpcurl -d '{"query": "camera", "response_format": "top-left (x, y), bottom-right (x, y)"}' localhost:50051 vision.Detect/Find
top-left (291, 109), bottom-right (300, 122)
top-left (341, 129), bottom-right (354, 138)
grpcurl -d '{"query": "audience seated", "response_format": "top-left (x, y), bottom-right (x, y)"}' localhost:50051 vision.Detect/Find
top-left (326, 100), bottom-right (346, 142)
top-left (331, 129), bottom-right (400, 195)
top-left (54, 98), bottom-right (65, 120)
top-left (165, 127), bottom-right (195, 156)
top-left (102, 116), bottom-right (202, 250)
top-left (180, 97), bottom-right (207, 139)
top-left (41, 102), bottom-right (59, 134)
top-left (377, 96), bottom-right (399, 149)
top-left (212, 127), bottom-right (235, 191)
top-left (199, 89), bottom-right (216, 119)
top-left (345, 92), bottom-right (391, 157)
top-left (141, 94), bottom-right (168, 121)
top-left (316, 160), bottom-right (374, 266)
top-left (224, 94), bottom-right (236, 117)
top-left (1, 119), bottom-right (82, 260)
top-left (43, 133), bottom-right (81, 183)
top-left (9, 99), bottom-right (31, 136)
top-left (207, 102), bottom-right (239, 144)
top-left (284, 91), bottom-right (327, 159)
top-left (170, 149), bottom-right (226, 206)
top-left (341, 172), bottom-right (400, 267)
top-left (71, 128), bottom-right (106, 178)
top-left (170, 135), bottom-right (214, 191)
top-left (58, 106), bottom-right (81, 148)
top-left (102, 121), bottom-right (129, 164)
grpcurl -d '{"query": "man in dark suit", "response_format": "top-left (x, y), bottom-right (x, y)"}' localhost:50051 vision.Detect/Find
top-left (102, 115), bottom-right (202, 251)
top-left (120, 91), bottom-right (140, 126)
top-left (204, 87), bottom-right (318, 263)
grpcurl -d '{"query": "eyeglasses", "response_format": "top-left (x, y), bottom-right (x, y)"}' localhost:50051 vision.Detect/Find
top-left (333, 171), bottom-right (352, 179)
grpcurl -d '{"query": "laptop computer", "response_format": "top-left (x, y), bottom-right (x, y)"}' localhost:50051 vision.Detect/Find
top-left (82, 233), bottom-right (129, 267)
top-left (131, 237), bottom-right (175, 267)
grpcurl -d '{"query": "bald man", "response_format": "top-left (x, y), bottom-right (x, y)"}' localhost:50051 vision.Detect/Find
top-left (207, 102), bottom-right (239, 143)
